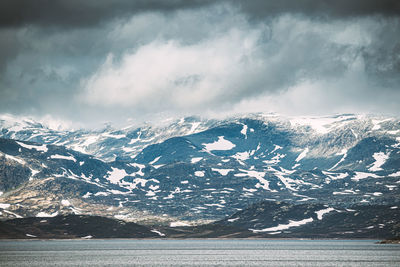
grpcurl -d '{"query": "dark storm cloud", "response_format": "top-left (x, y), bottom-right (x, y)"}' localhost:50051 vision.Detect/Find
top-left (1, 0), bottom-right (399, 30)
top-left (0, 0), bottom-right (214, 28)
top-left (235, 0), bottom-right (400, 19)
top-left (0, 29), bottom-right (19, 72)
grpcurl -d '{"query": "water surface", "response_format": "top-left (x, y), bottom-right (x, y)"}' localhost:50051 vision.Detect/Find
top-left (0, 239), bottom-right (399, 266)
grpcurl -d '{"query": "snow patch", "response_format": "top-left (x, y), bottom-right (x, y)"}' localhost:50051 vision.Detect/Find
top-left (295, 148), bottom-right (309, 162)
top-left (235, 169), bottom-right (273, 191)
top-left (270, 145), bottom-right (282, 154)
top-left (16, 141), bottom-right (48, 152)
top-left (330, 151), bottom-right (347, 170)
top-left (153, 164), bottom-right (164, 169)
top-left (241, 124), bottom-right (248, 138)
top-left (149, 156), bottom-right (161, 165)
top-left (191, 157), bottom-right (203, 163)
top-left (146, 191), bottom-right (156, 196)
top-left (25, 234), bottom-right (37, 238)
top-left (251, 218), bottom-right (314, 233)
top-left (36, 211), bottom-right (59, 217)
top-left (94, 192), bottom-right (109, 196)
top-left (50, 154), bottom-right (76, 162)
top-left (130, 163), bottom-right (145, 176)
top-left (333, 189), bottom-right (357, 195)
top-left (289, 115), bottom-right (355, 134)
top-left (0, 203), bottom-right (11, 209)
top-left (2, 209), bottom-right (22, 218)
top-left (371, 119), bottom-right (390, 130)
top-left (131, 178), bottom-right (149, 188)
top-left (322, 171), bottom-right (349, 180)
top-left (61, 199), bottom-right (71, 206)
top-left (82, 192), bottom-right (92, 198)
top-left (351, 172), bottom-right (380, 181)
top-left (203, 136), bottom-right (235, 151)
top-left (151, 229), bottom-right (166, 237)
top-left (4, 154), bottom-right (26, 165)
top-left (170, 221), bottom-right (190, 227)
top-left (231, 151), bottom-right (250, 161)
top-left (369, 152), bottom-right (389, 172)
top-left (212, 168), bottom-right (233, 176)
top-left (350, 129), bottom-right (358, 138)
top-left (194, 171), bottom-right (205, 177)
top-left (188, 122), bottom-right (201, 134)
top-left (389, 171), bottom-right (400, 177)
top-left (107, 167), bottom-right (128, 184)
top-left (268, 167), bottom-right (300, 191)
top-left (263, 153), bottom-right (285, 165)
top-left (315, 207), bottom-right (335, 220)
top-left (292, 163), bottom-right (300, 169)
top-left (101, 132), bottom-right (126, 139)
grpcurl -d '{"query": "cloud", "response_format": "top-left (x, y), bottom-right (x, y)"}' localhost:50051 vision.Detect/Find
top-left (80, 27), bottom-right (265, 112)
top-left (0, 0), bottom-right (215, 29)
top-left (229, 55), bottom-right (400, 117)
top-left (0, 29), bottom-right (19, 72)
top-left (0, 2), bottom-right (399, 125)
top-left (235, 0), bottom-right (400, 19)
top-left (80, 14), bottom-right (386, 117)
top-left (1, 0), bottom-right (398, 30)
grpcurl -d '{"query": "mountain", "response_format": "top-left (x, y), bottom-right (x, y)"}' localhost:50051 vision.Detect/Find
top-left (0, 113), bottom-right (399, 234)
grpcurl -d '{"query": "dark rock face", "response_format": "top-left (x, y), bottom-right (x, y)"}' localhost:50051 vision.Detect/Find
top-left (0, 155), bottom-right (31, 191)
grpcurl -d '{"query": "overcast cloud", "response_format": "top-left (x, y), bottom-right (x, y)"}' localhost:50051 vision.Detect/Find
top-left (0, 0), bottom-right (399, 126)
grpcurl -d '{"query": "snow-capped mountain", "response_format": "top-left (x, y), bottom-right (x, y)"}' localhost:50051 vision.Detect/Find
top-left (0, 113), bottom-right (399, 226)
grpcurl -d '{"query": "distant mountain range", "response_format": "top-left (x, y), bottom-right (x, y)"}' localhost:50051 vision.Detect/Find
top-left (0, 113), bottom-right (399, 238)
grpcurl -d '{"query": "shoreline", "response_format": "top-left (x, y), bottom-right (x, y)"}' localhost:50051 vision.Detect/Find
top-left (0, 237), bottom-right (385, 241)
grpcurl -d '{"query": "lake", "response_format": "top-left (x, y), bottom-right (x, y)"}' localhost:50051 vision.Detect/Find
top-left (0, 239), bottom-right (399, 266)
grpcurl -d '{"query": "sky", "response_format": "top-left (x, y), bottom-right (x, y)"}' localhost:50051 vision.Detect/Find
top-left (0, 0), bottom-right (400, 127)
